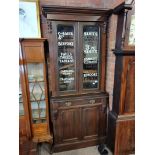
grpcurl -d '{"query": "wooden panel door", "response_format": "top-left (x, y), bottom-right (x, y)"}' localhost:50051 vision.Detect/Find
top-left (53, 108), bottom-right (81, 143)
top-left (119, 56), bottom-right (135, 114)
top-left (115, 120), bottom-right (135, 155)
top-left (123, 56), bottom-right (135, 113)
top-left (82, 104), bottom-right (106, 140)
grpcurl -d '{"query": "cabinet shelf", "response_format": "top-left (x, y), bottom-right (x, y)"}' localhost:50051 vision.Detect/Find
top-left (59, 64), bottom-right (74, 70)
top-left (83, 69), bottom-right (97, 73)
top-left (83, 80), bottom-right (98, 83)
top-left (32, 117), bottom-right (46, 120)
top-left (29, 80), bottom-right (44, 83)
top-left (31, 108), bottom-right (46, 110)
top-left (30, 99), bottom-right (45, 102)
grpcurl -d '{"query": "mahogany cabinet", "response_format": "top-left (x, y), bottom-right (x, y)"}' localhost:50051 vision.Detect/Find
top-left (42, 6), bottom-right (112, 152)
top-left (107, 1), bottom-right (135, 155)
top-left (20, 38), bottom-right (52, 144)
top-left (19, 41), bottom-right (37, 155)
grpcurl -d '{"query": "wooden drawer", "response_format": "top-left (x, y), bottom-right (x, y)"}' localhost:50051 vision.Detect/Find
top-left (51, 97), bottom-right (105, 110)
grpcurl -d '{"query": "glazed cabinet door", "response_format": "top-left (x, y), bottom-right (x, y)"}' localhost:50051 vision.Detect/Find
top-left (49, 21), bottom-right (106, 96)
top-left (53, 107), bottom-right (81, 143)
top-left (79, 22), bottom-right (101, 93)
top-left (51, 21), bottom-right (78, 96)
top-left (21, 39), bottom-right (52, 143)
top-left (82, 104), bottom-right (106, 140)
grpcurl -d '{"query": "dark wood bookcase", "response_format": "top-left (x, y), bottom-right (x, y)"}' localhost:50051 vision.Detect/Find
top-left (42, 6), bottom-right (112, 152)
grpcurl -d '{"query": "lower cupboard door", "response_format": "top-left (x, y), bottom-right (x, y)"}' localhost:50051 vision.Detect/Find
top-left (53, 108), bottom-right (81, 143)
top-left (82, 104), bottom-right (106, 140)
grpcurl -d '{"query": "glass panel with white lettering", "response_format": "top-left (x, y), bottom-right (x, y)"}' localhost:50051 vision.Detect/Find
top-left (82, 25), bottom-right (100, 89)
top-left (57, 25), bottom-right (76, 91)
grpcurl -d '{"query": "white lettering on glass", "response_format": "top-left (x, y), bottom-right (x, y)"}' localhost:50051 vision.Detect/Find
top-left (58, 32), bottom-right (73, 40)
top-left (84, 32), bottom-right (98, 36)
top-left (58, 42), bottom-right (74, 46)
top-left (59, 53), bottom-right (74, 63)
top-left (60, 77), bottom-right (74, 83)
top-left (83, 73), bottom-right (98, 77)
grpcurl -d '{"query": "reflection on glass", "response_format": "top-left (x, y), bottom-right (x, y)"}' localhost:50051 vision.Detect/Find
top-left (19, 75), bottom-right (24, 116)
top-left (39, 101), bottom-right (46, 118)
top-left (29, 82), bottom-right (45, 101)
top-left (27, 63), bottom-right (44, 82)
top-left (19, 103), bottom-right (24, 115)
top-left (32, 109), bottom-right (39, 118)
top-left (31, 102), bottom-right (38, 110)
top-left (57, 25), bottom-right (76, 91)
top-left (83, 25), bottom-right (99, 89)
top-left (39, 101), bottom-right (46, 109)
top-left (27, 63), bottom-right (46, 124)
top-left (40, 109), bottom-right (46, 118)
top-left (19, 94), bottom-right (23, 102)
top-left (128, 15), bottom-right (135, 45)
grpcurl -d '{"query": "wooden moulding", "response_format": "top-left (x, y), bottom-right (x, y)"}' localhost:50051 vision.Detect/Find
top-left (19, 38), bottom-right (47, 42)
top-left (113, 2), bottom-right (132, 14)
top-left (42, 5), bottom-right (112, 21)
top-left (42, 5), bottom-right (113, 16)
top-left (112, 48), bottom-right (135, 56)
top-left (54, 137), bottom-right (106, 152)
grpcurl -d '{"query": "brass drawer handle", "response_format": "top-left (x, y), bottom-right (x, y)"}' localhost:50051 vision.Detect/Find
top-left (65, 102), bottom-right (72, 106)
top-left (89, 100), bottom-right (95, 104)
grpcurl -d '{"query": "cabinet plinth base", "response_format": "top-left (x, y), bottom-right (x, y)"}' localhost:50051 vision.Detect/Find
top-left (53, 137), bottom-right (106, 152)
top-left (19, 139), bottom-right (37, 155)
top-left (32, 134), bottom-right (53, 143)
top-left (107, 111), bottom-right (135, 155)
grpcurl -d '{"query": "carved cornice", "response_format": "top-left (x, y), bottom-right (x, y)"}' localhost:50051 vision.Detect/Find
top-left (42, 5), bottom-right (113, 17)
top-left (113, 3), bottom-right (133, 14)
